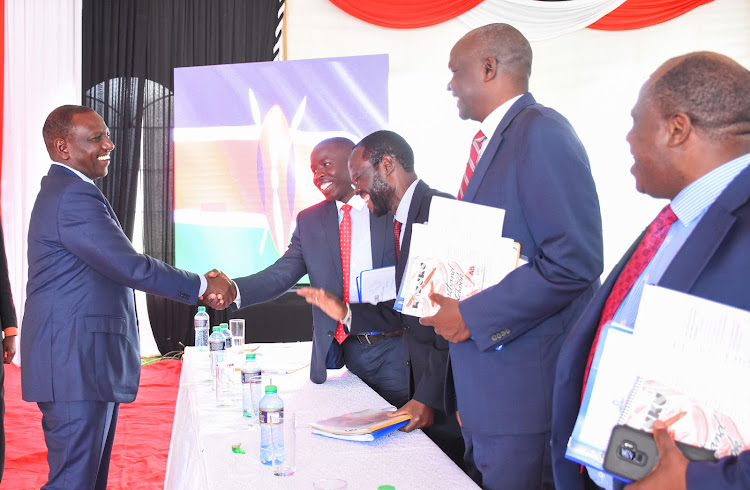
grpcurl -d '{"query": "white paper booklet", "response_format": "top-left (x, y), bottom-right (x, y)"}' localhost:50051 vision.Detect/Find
top-left (566, 285), bottom-right (750, 472)
top-left (395, 197), bottom-right (519, 317)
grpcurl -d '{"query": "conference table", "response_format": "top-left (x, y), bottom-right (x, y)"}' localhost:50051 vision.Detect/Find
top-left (165, 342), bottom-right (479, 489)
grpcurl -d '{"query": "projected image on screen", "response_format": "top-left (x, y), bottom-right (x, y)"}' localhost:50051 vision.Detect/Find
top-left (174, 55), bottom-right (389, 282)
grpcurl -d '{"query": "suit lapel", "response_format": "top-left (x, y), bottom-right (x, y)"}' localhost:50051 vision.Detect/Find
top-left (660, 164), bottom-right (750, 290)
top-left (461, 93), bottom-right (536, 203)
top-left (323, 201), bottom-right (343, 282)
top-left (369, 211), bottom-right (389, 268)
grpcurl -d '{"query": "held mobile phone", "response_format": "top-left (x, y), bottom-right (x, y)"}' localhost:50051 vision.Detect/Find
top-left (603, 424), bottom-right (718, 482)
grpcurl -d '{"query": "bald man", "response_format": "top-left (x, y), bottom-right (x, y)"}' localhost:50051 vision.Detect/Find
top-left (552, 52), bottom-right (750, 490)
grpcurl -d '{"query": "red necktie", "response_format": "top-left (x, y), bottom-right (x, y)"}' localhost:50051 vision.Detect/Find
top-left (394, 219), bottom-right (402, 260)
top-left (335, 204), bottom-right (352, 344)
top-left (458, 130), bottom-right (487, 200)
top-left (582, 204), bottom-right (678, 393)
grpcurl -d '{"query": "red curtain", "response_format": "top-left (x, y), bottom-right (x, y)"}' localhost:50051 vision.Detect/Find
top-left (588, 0), bottom-right (713, 31)
top-left (0, 0), bottom-right (4, 215)
top-left (328, 0), bottom-right (484, 29)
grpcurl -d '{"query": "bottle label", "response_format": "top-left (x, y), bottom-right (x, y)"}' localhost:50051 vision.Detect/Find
top-left (194, 319), bottom-right (208, 327)
top-left (259, 408), bottom-right (283, 425)
top-left (209, 341), bottom-right (225, 351)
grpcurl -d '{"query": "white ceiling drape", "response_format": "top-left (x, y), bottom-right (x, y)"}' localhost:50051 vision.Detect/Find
top-left (458, 0), bottom-right (628, 41)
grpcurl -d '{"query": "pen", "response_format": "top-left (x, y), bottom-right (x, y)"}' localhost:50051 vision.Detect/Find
top-left (661, 411), bottom-right (687, 428)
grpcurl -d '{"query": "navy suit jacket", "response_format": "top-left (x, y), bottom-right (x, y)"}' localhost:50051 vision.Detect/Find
top-left (396, 180), bottom-right (454, 410)
top-left (552, 163), bottom-right (750, 490)
top-left (21, 165), bottom-right (200, 403)
top-left (233, 199), bottom-right (401, 384)
top-left (449, 93), bottom-right (604, 435)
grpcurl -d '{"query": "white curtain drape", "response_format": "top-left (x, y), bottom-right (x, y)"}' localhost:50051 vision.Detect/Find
top-left (457, 0), bottom-right (628, 41)
top-left (2, 0), bottom-right (82, 365)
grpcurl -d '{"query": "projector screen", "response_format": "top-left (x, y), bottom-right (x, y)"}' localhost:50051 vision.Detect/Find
top-left (173, 55), bottom-right (389, 281)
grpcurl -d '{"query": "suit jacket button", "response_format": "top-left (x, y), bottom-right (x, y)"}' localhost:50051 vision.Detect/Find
top-left (491, 334), bottom-right (497, 341)
top-left (327, 331), bottom-right (334, 337)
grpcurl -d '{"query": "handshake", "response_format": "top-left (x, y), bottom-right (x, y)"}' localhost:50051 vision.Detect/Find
top-left (200, 269), bottom-right (237, 310)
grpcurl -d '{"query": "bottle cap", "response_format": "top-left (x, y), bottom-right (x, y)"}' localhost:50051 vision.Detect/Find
top-left (220, 323), bottom-right (229, 328)
top-left (246, 353), bottom-right (256, 360)
top-left (212, 326), bottom-right (220, 332)
top-left (197, 306), bottom-right (206, 312)
top-left (265, 385), bottom-right (277, 394)
top-left (377, 486), bottom-right (396, 490)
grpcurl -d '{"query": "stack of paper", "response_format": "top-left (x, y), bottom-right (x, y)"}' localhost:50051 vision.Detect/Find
top-left (395, 197), bottom-right (521, 317)
top-left (566, 285), bottom-right (750, 473)
top-left (309, 408), bottom-right (410, 442)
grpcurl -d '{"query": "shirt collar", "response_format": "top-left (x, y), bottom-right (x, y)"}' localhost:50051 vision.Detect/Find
top-left (395, 179), bottom-right (420, 224)
top-left (51, 162), bottom-right (95, 184)
top-left (337, 193), bottom-right (367, 212)
top-left (480, 94), bottom-right (524, 138)
top-left (670, 152), bottom-right (750, 225)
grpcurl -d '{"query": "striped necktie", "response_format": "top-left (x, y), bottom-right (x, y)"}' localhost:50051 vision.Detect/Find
top-left (457, 129), bottom-right (487, 200)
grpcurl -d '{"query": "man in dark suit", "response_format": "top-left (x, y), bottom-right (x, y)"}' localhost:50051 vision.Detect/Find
top-left (210, 137), bottom-right (408, 408)
top-left (300, 130), bottom-right (464, 464)
top-left (552, 52), bottom-right (750, 490)
top-left (0, 220), bottom-right (17, 483)
top-left (21, 105), bottom-right (234, 489)
top-left (420, 24), bottom-right (604, 489)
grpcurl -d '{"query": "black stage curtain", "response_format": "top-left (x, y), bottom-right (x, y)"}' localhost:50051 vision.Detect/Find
top-left (83, 0), bottom-right (284, 354)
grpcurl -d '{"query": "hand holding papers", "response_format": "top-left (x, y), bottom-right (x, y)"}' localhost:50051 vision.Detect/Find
top-left (395, 197), bottom-right (520, 318)
top-left (310, 408), bottom-right (410, 442)
top-left (566, 285), bottom-right (750, 478)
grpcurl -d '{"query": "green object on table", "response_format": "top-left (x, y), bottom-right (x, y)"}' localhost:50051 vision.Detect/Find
top-left (231, 443), bottom-right (246, 454)
top-left (377, 486), bottom-right (396, 490)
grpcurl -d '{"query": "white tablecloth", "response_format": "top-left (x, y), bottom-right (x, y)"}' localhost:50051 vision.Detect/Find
top-left (165, 342), bottom-right (478, 489)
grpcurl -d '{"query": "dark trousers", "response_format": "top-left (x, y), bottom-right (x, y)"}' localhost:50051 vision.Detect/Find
top-left (341, 334), bottom-right (409, 408)
top-left (423, 409), bottom-right (465, 469)
top-left (38, 400), bottom-right (119, 490)
top-left (461, 427), bottom-right (554, 490)
top-left (0, 362), bottom-right (4, 483)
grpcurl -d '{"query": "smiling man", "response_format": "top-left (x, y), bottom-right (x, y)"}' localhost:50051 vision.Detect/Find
top-left (215, 137), bottom-right (409, 407)
top-left (420, 24), bottom-right (604, 489)
top-left (21, 105), bottom-right (234, 489)
top-left (552, 52), bottom-right (750, 490)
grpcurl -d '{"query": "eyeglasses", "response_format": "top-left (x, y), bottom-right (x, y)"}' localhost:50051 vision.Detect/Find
top-left (351, 162), bottom-right (376, 190)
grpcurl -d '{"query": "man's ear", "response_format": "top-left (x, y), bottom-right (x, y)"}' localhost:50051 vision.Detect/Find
top-left (53, 138), bottom-right (70, 161)
top-left (380, 154), bottom-right (394, 176)
top-left (483, 56), bottom-right (498, 81)
top-left (667, 112), bottom-right (692, 147)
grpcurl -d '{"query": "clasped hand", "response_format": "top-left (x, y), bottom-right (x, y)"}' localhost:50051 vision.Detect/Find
top-left (200, 269), bottom-right (237, 310)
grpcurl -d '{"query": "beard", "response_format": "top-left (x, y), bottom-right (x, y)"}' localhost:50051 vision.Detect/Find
top-left (369, 172), bottom-right (395, 217)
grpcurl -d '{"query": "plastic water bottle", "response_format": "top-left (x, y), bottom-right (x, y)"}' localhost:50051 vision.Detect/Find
top-left (220, 322), bottom-right (232, 350)
top-left (241, 353), bottom-right (262, 419)
top-left (209, 326), bottom-right (226, 381)
top-left (194, 306), bottom-right (210, 352)
top-left (259, 385), bottom-right (284, 465)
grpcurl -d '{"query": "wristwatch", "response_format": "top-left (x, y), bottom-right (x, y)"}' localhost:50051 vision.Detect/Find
top-left (340, 303), bottom-right (352, 333)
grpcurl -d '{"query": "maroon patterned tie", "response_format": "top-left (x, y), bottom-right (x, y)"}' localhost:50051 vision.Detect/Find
top-left (582, 204), bottom-right (678, 393)
top-left (458, 129), bottom-right (487, 200)
top-left (394, 219), bottom-right (402, 260)
top-left (335, 204), bottom-right (352, 344)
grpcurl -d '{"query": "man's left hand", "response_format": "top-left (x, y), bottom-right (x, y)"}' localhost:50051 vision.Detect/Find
top-left (625, 420), bottom-right (688, 490)
top-left (389, 399), bottom-right (434, 432)
top-left (296, 287), bottom-right (347, 321)
top-left (419, 293), bottom-right (471, 343)
top-left (3, 335), bottom-right (16, 364)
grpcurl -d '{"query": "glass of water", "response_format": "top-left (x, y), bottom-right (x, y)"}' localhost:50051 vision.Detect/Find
top-left (229, 319), bottom-right (245, 360)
